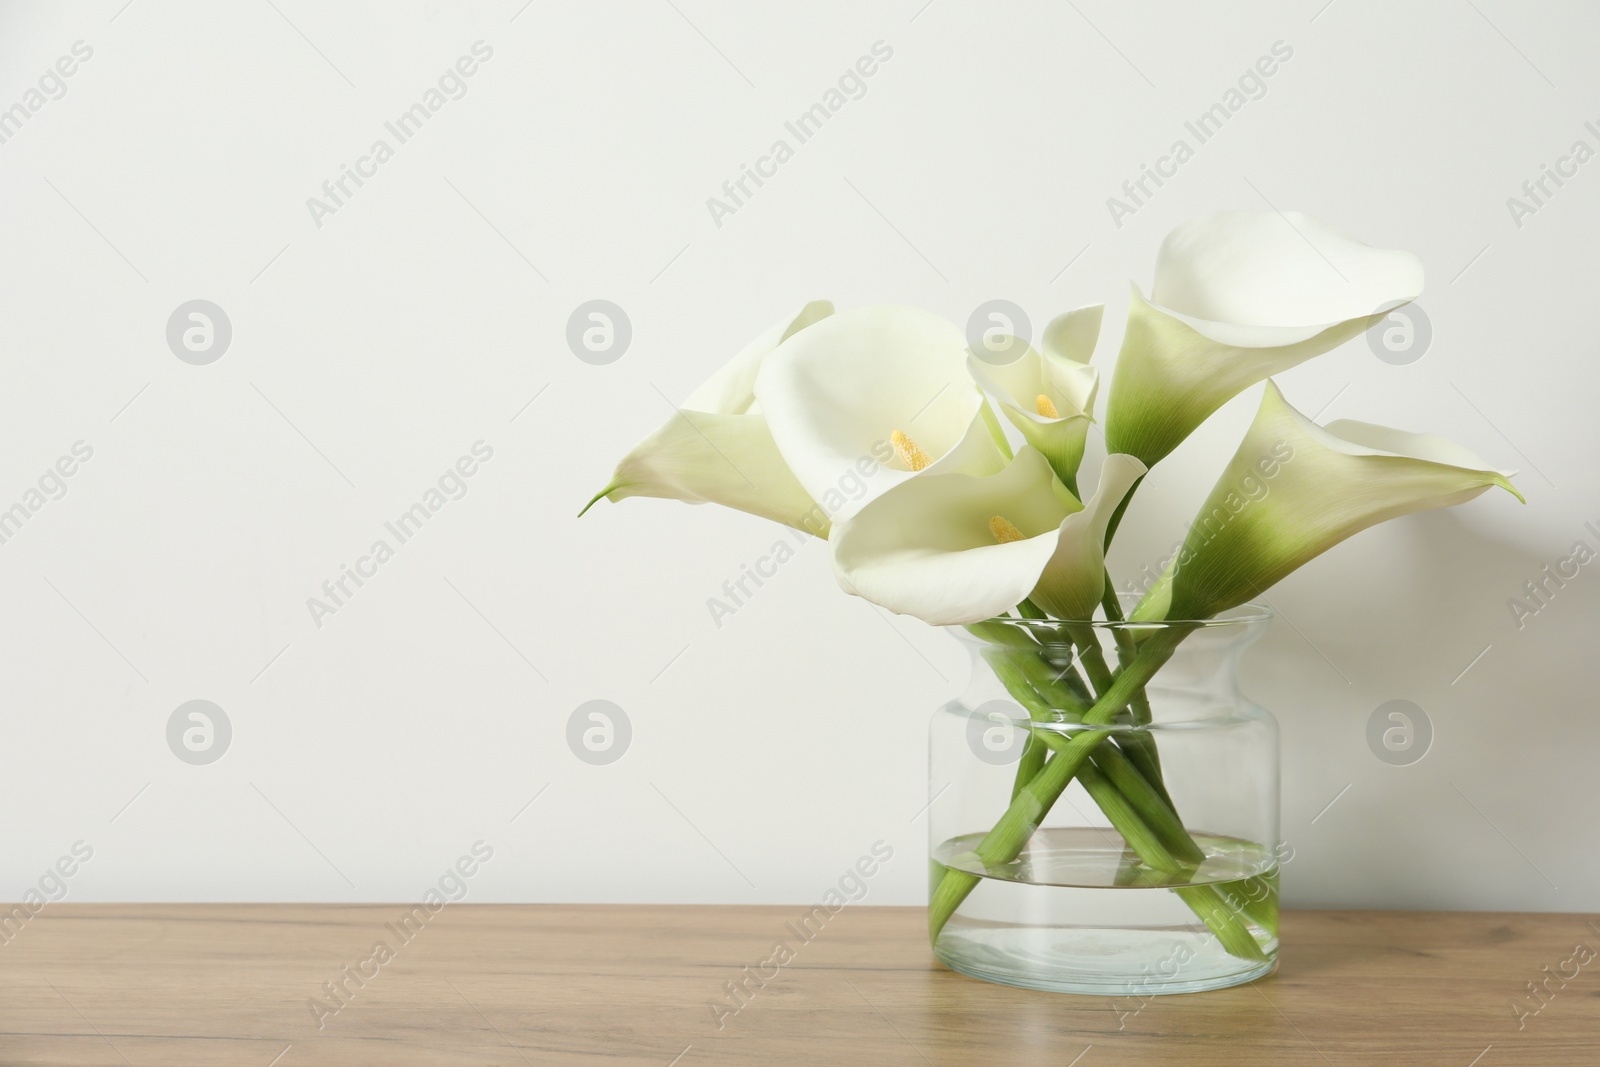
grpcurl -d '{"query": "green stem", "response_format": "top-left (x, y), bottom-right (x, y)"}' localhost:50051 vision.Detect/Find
top-left (1014, 598), bottom-right (1047, 620)
top-left (1076, 762), bottom-right (1183, 872)
top-left (1100, 474), bottom-right (1143, 552)
top-left (1088, 742), bottom-right (1202, 866)
top-left (1010, 732), bottom-right (1047, 803)
top-left (980, 619), bottom-right (1186, 860)
top-left (1172, 885), bottom-right (1270, 961)
top-left (1065, 622), bottom-right (1174, 812)
top-left (1100, 579), bottom-right (1129, 623)
top-left (1064, 623), bottom-right (1117, 693)
top-left (930, 628), bottom-right (1188, 939)
top-left (1034, 708), bottom-right (1262, 959)
top-left (1098, 564), bottom-right (1171, 805)
top-left (967, 622), bottom-right (1091, 719)
top-left (1077, 763), bottom-right (1265, 961)
top-left (967, 629), bottom-right (1075, 803)
top-left (951, 621), bottom-right (1270, 955)
top-left (1227, 875), bottom-right (1280, 936)
top-left (985, 617), bottom-right (1177, 851)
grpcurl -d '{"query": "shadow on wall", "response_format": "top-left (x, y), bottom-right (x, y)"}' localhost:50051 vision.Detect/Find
top-left (1243, 508), bottom-right (1600, 911)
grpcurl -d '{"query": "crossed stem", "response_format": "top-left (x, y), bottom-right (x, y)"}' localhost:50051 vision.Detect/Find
top-left (933, 623), bottom-right (1273, 961)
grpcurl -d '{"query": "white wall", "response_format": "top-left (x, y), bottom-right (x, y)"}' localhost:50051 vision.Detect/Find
top-left (1, 0), bottom-right (1594, 910)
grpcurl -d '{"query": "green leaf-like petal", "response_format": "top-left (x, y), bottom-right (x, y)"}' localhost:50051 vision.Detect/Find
top-left (1105, 211), bottom-right (1424, 467)
top-left (968, 305), bottom-right (1102, 491)
top-left (1030, 454), bottom-right (1147, 619)
top-left (582, 302), bottom-right (833, 532)
top-left (1143, 382), bottom-right (1520, 620)
top-left (583, 410), bottom-right (826, 534)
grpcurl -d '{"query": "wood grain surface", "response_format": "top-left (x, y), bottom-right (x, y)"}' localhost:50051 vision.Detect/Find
top-left (0, 904), bottom-right (1595, 1065)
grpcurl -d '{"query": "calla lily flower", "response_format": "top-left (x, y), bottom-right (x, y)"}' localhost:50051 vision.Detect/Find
top-left (755, 305), bottom-right (1009, 523)
top-left (967, 305), bottom-right (1102, 493)
top-left (1135, 381), bottom-right (1520, 622)
top-left (830, 449), bottom-right (1146, 626)
top-left (581, 302), bottom-right (834, 533)
top-left (1105, 211), bottom-right (1425, 467)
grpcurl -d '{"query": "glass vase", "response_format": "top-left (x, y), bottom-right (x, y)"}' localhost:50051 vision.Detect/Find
top-left (928, 603), bottom-right (1280, 995)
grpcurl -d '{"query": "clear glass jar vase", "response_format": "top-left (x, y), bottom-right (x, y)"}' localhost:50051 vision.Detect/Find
top-left (928, 603), bottom-right (1280, 995)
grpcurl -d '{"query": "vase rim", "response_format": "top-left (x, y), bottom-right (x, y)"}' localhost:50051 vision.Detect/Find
top-left (953, 597), bottom-right (1274, 640)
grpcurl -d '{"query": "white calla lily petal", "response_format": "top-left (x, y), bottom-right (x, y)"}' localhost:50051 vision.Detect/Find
top-left (583, 302), bottom-right (834, 533)
top-left (1041, 304), bottom-right (1104, 365)
top-left (1139, 382), bottom-right (1520, 621)
top-left (756, 305), bottom-right (1006, 522)
top-left (967, 305), bottom-right (1102, 489)
top-left (1106, 212), bottom-right (1424, 467)
top-left (1031, 454), bottom-right (1147, 619)
top-left (685, 300), bottom-right (833, 413)
top-left (967, 347), bottom-right (1098, 424)
top-left (1155, 211), bottom-right (1424, 346)
top-left (587, 411), bottom-right (825, 532)
top-left (1316, 418), bottom-right (1515, 471)
top-left (830, 449), bottom-right (1076, 625)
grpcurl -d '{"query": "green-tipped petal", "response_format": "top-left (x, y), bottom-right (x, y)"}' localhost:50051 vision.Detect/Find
top-left (1105, 212), bottom-right (1424, 467)
top-left (582, 302), bottom-right (833, 532)
top-left (830, 448), bottom-right (1077, 625)
top-left (1144, 382), bottom-right (1519, 621)
top-left (585, 411), bottom-right (826, 534)
top-left (967, 305), bottom-right (1102, 490)
top-left (1127, 557), bottom-right (1175, 622)
top-left (1030, 453), bottom-right (1146, 619)
top-left (829, 450), bottom-right (1144, 626)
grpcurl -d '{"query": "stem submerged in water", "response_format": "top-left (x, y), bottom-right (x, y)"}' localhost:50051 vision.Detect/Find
top-left (932, 622), bottom-right (1270, 962)
top-left (930, 628), bottom-right (1186, 939)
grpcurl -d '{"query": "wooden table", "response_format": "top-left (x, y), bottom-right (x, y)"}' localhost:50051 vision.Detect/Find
top-left (1, 905), bottom-right (1594, 1065)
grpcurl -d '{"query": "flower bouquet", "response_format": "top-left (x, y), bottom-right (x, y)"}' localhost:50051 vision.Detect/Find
top-left (582, 211), bottom-right (1520, 993)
